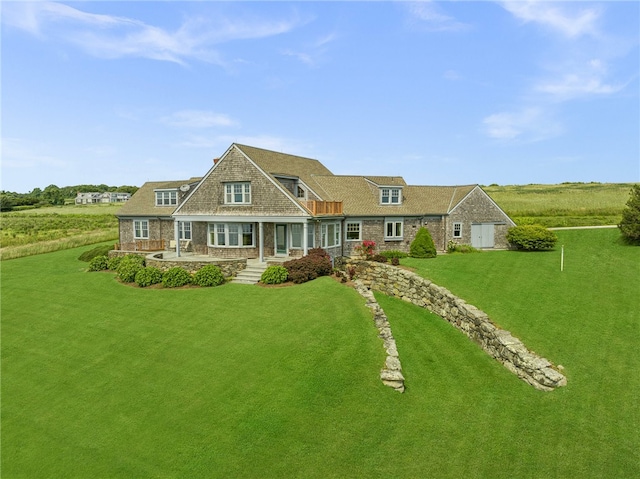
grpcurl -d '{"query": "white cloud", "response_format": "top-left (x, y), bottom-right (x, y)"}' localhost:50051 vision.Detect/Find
top-left (281, 31), bottom-right (338, 67)
top-left (482, 107), bottom-right (562, 142)
top-left (535, 59), bottom-right (626, 100)
top-left (161, 110), bottom-right (238, 129)
top-left (1, 138), bottom-right (68, 169)
top-left (406, 1), bottom-right (470, 32)
top-left (499, 1), bottom-right (601, 38)
top-left (1, 2), bottom-right (304, 65)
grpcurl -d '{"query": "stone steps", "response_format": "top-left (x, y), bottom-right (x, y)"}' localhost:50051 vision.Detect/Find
top-left (231, 257), bottom-right (289, 285)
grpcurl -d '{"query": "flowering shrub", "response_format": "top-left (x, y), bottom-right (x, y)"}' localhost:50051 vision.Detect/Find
top-left (354, 240), bottom-right (376, 259)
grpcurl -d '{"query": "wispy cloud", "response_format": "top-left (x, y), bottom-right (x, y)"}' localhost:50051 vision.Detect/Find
top-left (282, 31), bottom-right (338, 67)
top-left (161, 110), bottom-right (239, 129)
top-left (499, 1), bottom-right (601, 38)
top-left (1, 2), bottom-right (304, 65)
top-left (482, 107), bottom-right (563, 142)
top-left (405, 1), bottom-right (470, 32)
top-left (1, 138), bottom-right (68, 170)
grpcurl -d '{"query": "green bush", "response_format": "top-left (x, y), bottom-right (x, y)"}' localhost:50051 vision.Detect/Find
top-left (192, 265), bottom-right (225, 287)
top-left (506, 225), bottom-right (558, 251)
top-left (78, 244), bottom-right (114, 262)
top-left (410, 227), bottom-right (437, 258)
top-left (134, 267), bottom-right (163, 288)
top-left (107, 256), bottom-right (123, 271)
top-left (260, 265), bottom-right (289, 284)
top-left (88, 255), bottom-right (109, 271)
top-left (447, 241), bottom-right (481, 254)
top-left (162, 267), bottom-right (192, 288)
top-left (618, 184), bottom-right (640, 244)
top-left (380, 250), bottom-right (408, 259)
top-left (116, 255), bottom-right (146, 283)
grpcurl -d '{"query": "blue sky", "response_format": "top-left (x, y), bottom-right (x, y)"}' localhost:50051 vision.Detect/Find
top-left (2, 1), bottom-right (638, 193)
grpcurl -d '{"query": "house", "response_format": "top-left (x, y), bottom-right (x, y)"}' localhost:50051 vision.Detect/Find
top-left (76, 192), bottom-right (131, 204)
top-left (115, 143), bottom-right (515, 261)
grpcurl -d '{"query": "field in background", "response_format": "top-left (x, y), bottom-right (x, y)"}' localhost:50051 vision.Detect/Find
top-left (484, 182), bottom-right (634, 227)
top-left (1, 229), bottom-right (638, 478)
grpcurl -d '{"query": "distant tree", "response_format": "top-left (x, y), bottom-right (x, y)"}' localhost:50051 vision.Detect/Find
top-left (410, 227), bottom-right (437, 258)
top-left (0, 193), bottom-right (15, 211)
top-left (618, 184), bottom-right (640, 244)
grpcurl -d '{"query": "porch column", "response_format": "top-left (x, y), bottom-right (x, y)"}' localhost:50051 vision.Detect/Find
top-left (303, 222), bottom-right (309, 256)
top-left (259, 221), bottom-right (264, 263)
top-left (174, 220), bottom-right (181, 258)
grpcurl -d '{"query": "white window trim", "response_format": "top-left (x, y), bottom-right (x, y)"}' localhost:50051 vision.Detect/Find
top-left (155, 190), bottom-right (178, 206)
top-left (380, 187), bottom-right (402, 205)
top-left (224, 182), bottom-right (251, 205)
top-left (384, 218), bottom-right (404, 240)
top-left (345, 221), bottom-right (362, 241)
top-left (321, 222), bottom-right (341, 248)
top-left (178, 221), bottom-right (192, 240)
top-left (453, 222), bottom-right (462, 238)
top-left (133, 219), bottom-right (149, 239)
top-left (208, 223), bottom-right (255, 247)
top-left (290, 224), bottom-right (303, 249)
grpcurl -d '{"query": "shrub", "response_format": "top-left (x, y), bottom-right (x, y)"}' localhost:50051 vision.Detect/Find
top-left (371, 254), bottom-right (388, 263)
top-left (107, 256), bottom-right (123, 271)
top-left (507, 225), bottom-right (558, 251)
top-left (116, 255), bottom-right (145, 283)
top-left (391, 257), bottom-right (400, 266)
top-left (353, 240), bottom-right (376, 259)
top-left (88, 255), bottom-right (109, 271)
top-left (447, 240), bottom-right (481, 254)
top-left (410, 227), bottom-right (437, 258)
top-left (162, 267), bottom-right (192, 288)
top-left (284, 251), bottom-right (332, 284)
top-left (260, 265), bottom-right (289, 285)
top-left (619, 184), bottom-right (640, 244)
top-left (193, 265), bottom-right (225, 287)
top-left (380, 250), bottom-right (408, 260)
top-left (78, 244), bottom-right (114, 262)
top-left (134, 267), bottom-right (163, 287)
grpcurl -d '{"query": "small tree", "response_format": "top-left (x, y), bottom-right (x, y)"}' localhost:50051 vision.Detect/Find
top-left (410, 227), bottom-right (437, 258)
top-left (619, 184), bottom-right (640, 244)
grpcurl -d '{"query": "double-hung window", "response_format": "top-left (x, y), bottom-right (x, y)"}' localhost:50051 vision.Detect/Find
top-left (225, 182), bottom-right (251, 204)
top-left (155, 190), bottom-right (177, 206)
top-left (209, 223), bottom-right (254, 247)
top-left (381, 188), bottom-right (401, 205)
top-left (346, 221), bottom-right (362, 241)
top-left (453, 223), bottom-right (462, 238)
top-left (291, 224), bottom-right (303, 249)
top-left (384, 218), bottom-right (403, 240)
top-left (178, 221), bottom-right (192, 240)
top-left (134, 219), bottom-right (149, 239)
top-left (321, 222), bottom-right (341, 248)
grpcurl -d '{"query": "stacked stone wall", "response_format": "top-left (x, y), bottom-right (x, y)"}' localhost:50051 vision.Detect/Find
top-left (146, 254), bottom-right (246, 277)
top-left (340, 259), bottom-right (567, 391)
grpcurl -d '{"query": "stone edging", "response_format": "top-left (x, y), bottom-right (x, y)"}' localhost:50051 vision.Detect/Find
top-left (340, 259), bottom-right (567, 392)
top-left (353, 281), bottom-right (405, 393)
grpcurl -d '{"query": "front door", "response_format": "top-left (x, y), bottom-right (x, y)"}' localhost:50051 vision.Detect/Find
top-left (276, 224), bottom-right (287, 255)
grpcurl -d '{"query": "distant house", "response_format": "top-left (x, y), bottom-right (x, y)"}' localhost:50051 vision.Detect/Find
top-left (115, 144), bottom-right (515, 260)
top-left (76, 192), bottom-right (130, 205)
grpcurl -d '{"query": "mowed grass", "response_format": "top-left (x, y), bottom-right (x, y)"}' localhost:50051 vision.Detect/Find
top-left (484, 182), bottom-right (634, 226)
top-left (2, 229), bottom-right (639, 478)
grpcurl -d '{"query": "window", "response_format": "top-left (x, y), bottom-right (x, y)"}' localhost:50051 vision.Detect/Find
top-left (307, 224), bottom-right (315, 248)
top-left (321, 222), bottom-right (341, 248)
top-left (224, 182), bottom-right (251, 204)
top-left (209, 223), bottom-right (255, 247)
top-left (297, 186), bottom-right (305, 198)
top-left (385, 219), bottom-right (403, 240)
top-left (453, 223), bottom-right (462, 238)
top-left (346, 221), bottom-right (362, 241)
top-left (291, 224), bottom-right (303, 248)
top-left (134, 219), bottom-right (149, 239)
top-left (178, 221), bottom-right (192, 240)
top-left (381, 188), bottom-right (401, 204)
top-left (155, 190), bottom-right (177, 206)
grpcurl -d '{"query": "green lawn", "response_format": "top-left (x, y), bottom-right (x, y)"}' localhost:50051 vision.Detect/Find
top-left (2, 229), bottom-right (639, 478)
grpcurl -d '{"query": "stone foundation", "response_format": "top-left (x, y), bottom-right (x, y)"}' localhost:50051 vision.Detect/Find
top-left (339, 259), bottom-right (567, 392)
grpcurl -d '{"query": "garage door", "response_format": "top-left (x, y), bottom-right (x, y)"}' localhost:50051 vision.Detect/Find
top-left (471, 223), bottom-right (495, 248)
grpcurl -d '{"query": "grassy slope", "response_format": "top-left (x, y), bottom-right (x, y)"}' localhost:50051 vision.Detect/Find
top-left (2, 230), bottom-right (639, 478)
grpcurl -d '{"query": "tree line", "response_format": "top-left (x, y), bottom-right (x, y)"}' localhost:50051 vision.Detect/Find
top-left (0, 184), bottom-right (139, 211)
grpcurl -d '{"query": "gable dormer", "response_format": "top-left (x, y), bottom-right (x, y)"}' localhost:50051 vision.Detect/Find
top-left (364, 176), bottom-right (407, 205)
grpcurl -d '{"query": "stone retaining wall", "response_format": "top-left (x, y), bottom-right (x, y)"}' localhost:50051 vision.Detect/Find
top-left (108, 250), bottom-right (246, 277)
top-left (339, 259), bottom-right (567, 391)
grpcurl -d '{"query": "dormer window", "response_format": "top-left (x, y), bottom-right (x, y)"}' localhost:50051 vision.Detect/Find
top-left (381, 187), bottom-right (401, 205)
top-left (225, 182), bottom-right (251, 204)
top-left (155, 190), bottom-right (178, 206)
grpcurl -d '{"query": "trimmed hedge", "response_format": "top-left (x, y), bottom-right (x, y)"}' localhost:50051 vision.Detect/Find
top-left (135, 267), bottom-right (163, 287)
top-left (260, 265), bottom-right (289, 284)
top-left (380, 250), bottom-right (408, 260)
top-left (507, 225), bottom-right (558, 251)
top-left (79, 244), bottom-right (114, 262)
top-left (162, 267), bottom-right (192, 288)
top-left (192, 265), bottom-right (225, 287)
top-left (410, 227), bottom-right (437, 258)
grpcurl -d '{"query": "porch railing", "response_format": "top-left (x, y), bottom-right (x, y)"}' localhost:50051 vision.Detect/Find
top-left (303, 200), bottom-right (343, 215)
top-left (115, 240), bottom-right (166, 251)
